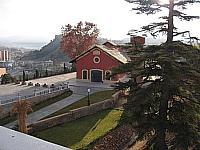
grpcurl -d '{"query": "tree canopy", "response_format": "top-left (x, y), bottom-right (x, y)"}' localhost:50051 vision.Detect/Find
top-left (113, 42), bottom-right (200, 149)
top-left (111, 1), bottom-right (200, 149)
top-left (125, 0), bottom-right (200, 43)
top-left (1, 73), bottom-right (14, 84)
top-left (61, 21), bottom-right (99, 59)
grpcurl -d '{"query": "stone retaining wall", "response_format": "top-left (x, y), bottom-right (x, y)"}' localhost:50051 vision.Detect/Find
top-left (29, 91), bottom-right (125, 133)
top-left (0, 89), bottom-right (70, 119)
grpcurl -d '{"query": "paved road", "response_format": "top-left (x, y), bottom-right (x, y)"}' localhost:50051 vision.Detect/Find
top-left (5, 80), bottom-right (113, 129)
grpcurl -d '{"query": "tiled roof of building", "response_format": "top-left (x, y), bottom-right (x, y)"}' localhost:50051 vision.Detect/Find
top-left (70, 44), bottom-right (130, 64)
top-left (97, 45), bottom-right (130, 63)
top-left (103, 41), bottom-right (118, 46)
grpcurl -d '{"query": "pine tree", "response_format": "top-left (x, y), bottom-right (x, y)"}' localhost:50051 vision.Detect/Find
top-left (35, 69), bottom-right (39, 79)
top-left (113, 42), bottom-right (200, 149)
top-left (22, 70), bottom-right (25, 82)
top-left (64, 63), bottom-right (67, 73)
top-left (45, 68), bottom-right (48, 77)
top-left (125, 0), bottom-right (200, 43)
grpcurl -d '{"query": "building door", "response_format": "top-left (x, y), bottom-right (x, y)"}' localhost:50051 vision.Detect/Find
top-left (91, 70), bottom-right (102, 82)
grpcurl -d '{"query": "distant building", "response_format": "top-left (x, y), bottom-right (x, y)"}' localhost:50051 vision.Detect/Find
top-left (125, 36), bottom-right (146, 61)
top-left (44, 60), bottom-right (54, 67)
top-left (102, 41), bottom-right (118, 49)
top-left (0, 68), bottom-right (6, 76)
top-left (130, 36), bottom-right (145, 46)
top-left (0, 50), bottom-right (9, 62)
top-left (70, 41), bottom-right (130, 82)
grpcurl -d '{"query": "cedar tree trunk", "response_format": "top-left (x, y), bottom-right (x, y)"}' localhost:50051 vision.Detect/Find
top-left (167, 0), bottom-right (174, 43)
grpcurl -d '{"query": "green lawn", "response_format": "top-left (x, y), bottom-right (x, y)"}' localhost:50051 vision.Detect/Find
top-left (0, 91), bottom-right (72, 126)
top-left (33, 108), bottom-right (123, 149)
top-left (0, 115), bottom-right (16, 126)
top-left (45, 90), bottom-right (115, 118)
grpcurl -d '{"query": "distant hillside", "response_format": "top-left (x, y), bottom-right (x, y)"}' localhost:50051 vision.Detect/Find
top-left (22, 35), bottom-right (70, 63)
top-left (21, 36), bottom-right (130, 63)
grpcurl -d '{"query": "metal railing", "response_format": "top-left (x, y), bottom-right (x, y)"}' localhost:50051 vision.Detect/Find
top-left (0, 85), bottom-right (69, 106)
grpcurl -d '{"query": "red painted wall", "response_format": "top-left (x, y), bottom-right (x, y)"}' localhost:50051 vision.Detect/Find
top-left (131, 36), bottom-right (145, 45)
top-left (75, 47), bottom-right (122, 81)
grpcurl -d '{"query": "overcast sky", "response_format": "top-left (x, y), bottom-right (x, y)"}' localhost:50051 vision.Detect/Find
top-left (0, 0), bottom-right (199, 43)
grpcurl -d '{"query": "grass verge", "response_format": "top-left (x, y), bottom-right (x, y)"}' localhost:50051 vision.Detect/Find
top-left (45, 90), bottom-right (115, 118)
top-left (0, 90), bottom-right (72, 126)
top-left (33, 108), bottom-right (123, 149)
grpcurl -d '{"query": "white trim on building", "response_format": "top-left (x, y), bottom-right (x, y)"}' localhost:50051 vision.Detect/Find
top-left (82, 69), bottom-right (88, 80)
top-left (90, 69), bottom-right (103, 82)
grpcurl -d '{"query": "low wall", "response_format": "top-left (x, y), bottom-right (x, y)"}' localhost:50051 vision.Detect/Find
top-left (29, 91), bottom-right (125, 133)
top-left (0, 89), bottom-right (70, 119)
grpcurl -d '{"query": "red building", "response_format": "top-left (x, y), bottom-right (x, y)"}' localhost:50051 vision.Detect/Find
top-left (130, 36), bottom-right (145, 46)
top-left (70, 42), bottom-right (130, 82)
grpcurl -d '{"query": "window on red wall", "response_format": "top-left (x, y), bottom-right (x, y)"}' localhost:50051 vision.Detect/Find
top-left (82, 70), bottom-right (88, 79)
top-left (93, 56), bottom-right (100, 64)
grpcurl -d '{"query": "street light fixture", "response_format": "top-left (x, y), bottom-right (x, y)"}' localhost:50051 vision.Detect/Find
top-left (87, 88), bottom-right (91, 106)
top-left (18, 93), bottom-right (20, 101)
top-left (34, 86), bottom-right (37, 96)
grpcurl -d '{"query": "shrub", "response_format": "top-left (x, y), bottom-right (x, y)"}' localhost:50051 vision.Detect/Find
top-left (21, 81), bottom-right (26, 85)
top-left (50, 84), bottom-right (55, 88)
top-left (43, 83), bottom-right (48, 88)
top-left (35, 83), bottom-right (40, 87)
top-left (1, 73), bottom-right (14, 84)
top-left (28, 82), bottom-right (33, 86)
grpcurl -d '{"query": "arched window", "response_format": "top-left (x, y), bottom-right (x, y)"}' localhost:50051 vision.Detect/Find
top-left (82, 70), bottom-right (88, 79)
top-left (105, 70), bottom-right (111, 80)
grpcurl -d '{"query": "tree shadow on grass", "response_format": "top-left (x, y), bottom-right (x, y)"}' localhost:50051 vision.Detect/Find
top-left (33, 109), bottom-right (113, 149)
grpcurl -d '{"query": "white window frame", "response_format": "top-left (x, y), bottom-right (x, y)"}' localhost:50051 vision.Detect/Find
top-left (90, 69), bottom-right (103, 82)
top-left (93, 56), bottom-right (100, 64)
top-left (82, 69), bottom-right (88, 80)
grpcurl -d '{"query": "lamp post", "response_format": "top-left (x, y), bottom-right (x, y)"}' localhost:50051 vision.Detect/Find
top-left (87, 88), bottom-right (91, 106)
top-left (18, 93), bottom-right (20, 101)
top-left (34, 86), bottom-right (36, 96)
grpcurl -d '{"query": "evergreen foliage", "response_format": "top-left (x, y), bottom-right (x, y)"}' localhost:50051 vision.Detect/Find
top-left (45, 68), bottom-right (48, 77)
top-left (125, 0), bottom-right (200, 43)
top-left (35, 69), bottom-right (39, 79)
top-left (64, 63), bottom-right (67, 73)
top-left (113, 42), bottom-right (200, 149)
top-left (22, 70), bottom-right (25, 82)
top-left (1, 73), bottom-right (14, 84)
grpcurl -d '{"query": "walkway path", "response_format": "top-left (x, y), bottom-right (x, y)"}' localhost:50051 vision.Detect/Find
top-left (5, 82), bottom-right (113, 129)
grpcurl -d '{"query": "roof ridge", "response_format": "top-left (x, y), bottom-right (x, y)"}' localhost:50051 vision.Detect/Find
top-left (70, 44), bottom-right (129, 64)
